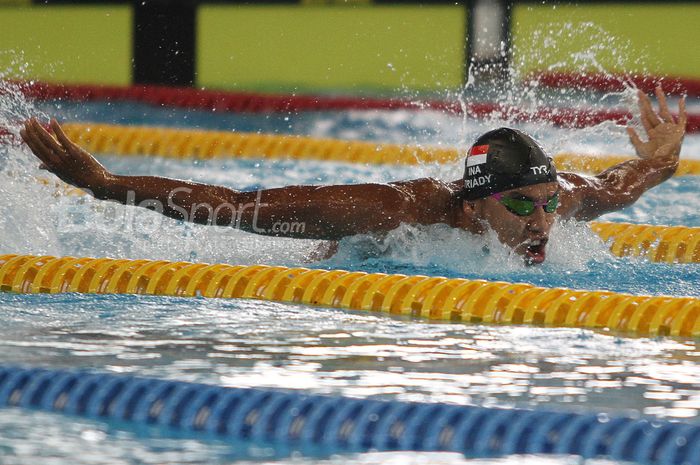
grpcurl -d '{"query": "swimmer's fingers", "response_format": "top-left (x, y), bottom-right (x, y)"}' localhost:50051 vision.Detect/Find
top-left (638, 90), bottom-right (661, 132)
top-left (21, 130), bottom-right (56, 169)
top-left (21, 120), bottom-right (63, 168)
top-left (678, 96), bottom-right (688, 130)
top-left (50, 119), bottom-right (82, 154)
top-left (30, 118), bottom-right (67, 158)
top-left (626, 126), bottom-right (649, 158)
top-left (655, 86), bottom-right (674, 123)
top-left (627, 126), bottom-right (644, 147)
top-left (638, 93), bottom-right (654, 133)
top-left (32, 119), bottom-right (69, 168)
top-left (19, 125), bottom-right (44, 160)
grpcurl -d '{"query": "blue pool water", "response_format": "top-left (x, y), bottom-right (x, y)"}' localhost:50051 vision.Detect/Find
top-left (0, 86), bottom-right (698, 464)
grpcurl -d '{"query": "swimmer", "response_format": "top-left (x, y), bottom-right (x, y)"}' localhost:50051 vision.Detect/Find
top-left (20, 87), bottom-right (686, 265)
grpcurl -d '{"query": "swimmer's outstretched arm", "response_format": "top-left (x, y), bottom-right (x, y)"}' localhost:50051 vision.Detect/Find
top-left (20, 118), bottom-right (417, 240)
top-left (561, 86), bottom-right (687, 221)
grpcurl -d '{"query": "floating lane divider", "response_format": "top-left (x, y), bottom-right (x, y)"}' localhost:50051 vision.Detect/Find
top-left (61, 123), bottom-right (459, 165)
top-left (529, 71), bottom-right (700, 98)
top-left (61, 123), bottom-right (700, 175)
top-left (1, 254), bottom-right (698, 337)
top-left (591, 222), bottom-right (700, 263)
top-left (17, 80), bottom-right (700, 132)
top-left (1, 366), bottom-right (699, 464)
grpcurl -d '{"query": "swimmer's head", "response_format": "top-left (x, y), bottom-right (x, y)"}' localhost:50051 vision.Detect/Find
top-left (461, 128), bottom-right (557, 201)
top-left (460, 128), bottom-right (559, 265)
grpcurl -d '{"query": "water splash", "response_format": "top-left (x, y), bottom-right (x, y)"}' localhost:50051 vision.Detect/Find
top-left (0, 51), bottom-right (48, 146)
top-left (323, 220), bottom-right (610, 278)
top-left (436, 21), bottom-right (655, 161)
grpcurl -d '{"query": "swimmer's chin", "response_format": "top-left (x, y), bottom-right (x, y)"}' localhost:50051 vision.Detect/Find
top-left (305, 240), bottom-right (339, 262)
top-left (519, 239), bottom-right (548, 266)
top-left (524, 253), bottom-right (545, 266)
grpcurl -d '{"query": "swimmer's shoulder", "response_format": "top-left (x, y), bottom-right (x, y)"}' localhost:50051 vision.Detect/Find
top-left (390, 177), bottom-right (460, 224)
top-left (556, 171), bottom-right (598, 219)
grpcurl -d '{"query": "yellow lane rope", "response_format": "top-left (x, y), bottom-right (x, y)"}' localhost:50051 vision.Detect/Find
top-left (1, 254), bottom-right (697, 337)
top-left (590, 222), bottom-right (700, 263)
top-left (62, 123), bottom-right (457, 165)
top-left (61, 123), bottom-right (700, 175)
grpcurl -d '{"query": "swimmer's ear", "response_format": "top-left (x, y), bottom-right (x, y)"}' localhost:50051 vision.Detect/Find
top-left (461, 200), bottom-right (479, 223)
top-left (460, 200), bottom-right (486, 233)
top-left (462, 200), bottom-right (477, 214)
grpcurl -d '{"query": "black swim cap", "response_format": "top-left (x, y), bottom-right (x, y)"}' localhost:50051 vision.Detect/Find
top-left (462, 128), bottom-right (557, 201)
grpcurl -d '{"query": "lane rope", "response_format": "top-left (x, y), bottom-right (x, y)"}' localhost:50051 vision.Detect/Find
top-left (591, 222), bottom-right (700, 263)
top-left (0, 365), bottom-right (697, 464)
top-left (14, 80), bottom-right (700, 132)
top-left (1, 254), bottom-right (698, 337)
top-left (59, 122), bottom-right (700, 175)
top-left (530, 71), bottom-right (700, 97)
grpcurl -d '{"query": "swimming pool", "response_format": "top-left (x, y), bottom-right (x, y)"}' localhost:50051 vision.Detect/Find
top-left (0, 85), bottom-right (698, 464)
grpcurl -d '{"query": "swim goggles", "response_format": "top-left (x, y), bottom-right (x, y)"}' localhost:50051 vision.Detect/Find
top-left (491, 192), bottom-right (559, 216)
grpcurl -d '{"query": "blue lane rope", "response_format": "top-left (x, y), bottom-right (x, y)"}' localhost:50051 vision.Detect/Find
top-left (0, 366), bottom-right (698, 464)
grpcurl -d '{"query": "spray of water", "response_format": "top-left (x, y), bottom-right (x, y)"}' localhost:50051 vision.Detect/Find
top-left (324, 219), bottom-right (611, 278)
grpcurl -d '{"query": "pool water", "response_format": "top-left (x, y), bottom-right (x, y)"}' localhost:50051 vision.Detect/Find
top-left (0, 84), bottom-right (698, 464)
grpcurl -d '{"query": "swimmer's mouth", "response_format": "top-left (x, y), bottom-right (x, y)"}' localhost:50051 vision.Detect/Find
top-left (524, 238), bottom-right (548, 265)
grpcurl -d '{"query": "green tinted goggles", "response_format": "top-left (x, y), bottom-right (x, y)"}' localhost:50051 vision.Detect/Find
top-left (491, 192), bottom-right (559, 216)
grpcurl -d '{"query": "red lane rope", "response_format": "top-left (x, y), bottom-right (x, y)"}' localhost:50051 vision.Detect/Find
top-left (531, 72), bottom-right (700, 98)
top-left (467, 103), bottom-right (632, 129)
top-left (15, 80), bottom-right (455, 113)
top-left (9, 80), bottom-right (700, 133)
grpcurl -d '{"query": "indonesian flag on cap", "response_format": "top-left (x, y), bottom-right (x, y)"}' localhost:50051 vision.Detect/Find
top-left (466, 144), bottom-right (489, 167)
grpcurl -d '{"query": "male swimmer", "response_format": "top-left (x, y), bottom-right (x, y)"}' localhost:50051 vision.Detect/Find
top-left (20, 87), bottom-right (686, 265)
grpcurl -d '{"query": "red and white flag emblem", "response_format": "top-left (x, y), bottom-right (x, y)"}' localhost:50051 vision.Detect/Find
top-left (466, 144), bottom-right (489, 167)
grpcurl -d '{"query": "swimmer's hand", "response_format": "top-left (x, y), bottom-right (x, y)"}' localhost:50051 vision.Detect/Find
top-left (20, 118), bottom-right (111, 191)
top-left (565, 86), bottom-right (687, 222)
top-left (627, 86), bottom-right (687, 161)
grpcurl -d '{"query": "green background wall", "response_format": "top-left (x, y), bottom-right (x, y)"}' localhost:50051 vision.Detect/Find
top-left (512, 3), bottom-right (700, 78)
top-left (0, 3), bottom-right (698, 91)
top-left (0, 6), bottom-right (131, 85)
top-left (197, 5), bottom-right (465, 93)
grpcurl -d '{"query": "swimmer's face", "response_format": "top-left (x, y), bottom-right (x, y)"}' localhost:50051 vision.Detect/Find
top-left (467, 182), bottom-right (559, 265)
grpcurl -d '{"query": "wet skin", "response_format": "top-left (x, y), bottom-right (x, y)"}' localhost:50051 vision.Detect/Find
top-left (466, 182), bottom-right (559, 265)
top-left (20, 87), bottom-right (686, 265)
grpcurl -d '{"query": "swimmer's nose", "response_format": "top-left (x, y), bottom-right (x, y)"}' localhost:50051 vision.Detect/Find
top-left (527, 205), bottom-right (548, 233)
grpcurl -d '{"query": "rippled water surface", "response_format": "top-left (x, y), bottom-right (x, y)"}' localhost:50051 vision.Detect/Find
top-left (0, 79), bottom-right (699, 464)
top-left (0, 291), bottom-right (696, 464)
top-left (0, 407), bottom-right (624, 465)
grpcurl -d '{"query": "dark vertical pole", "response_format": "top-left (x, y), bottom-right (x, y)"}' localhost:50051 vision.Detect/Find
top-left (502, 0), bottom-right (513, 74)
top-left (464, 1), bottom-right (471, 86)
top-left (466, 0), bottom-right (512, 84)
top-left (133, 0), bottom-right (197, 87)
